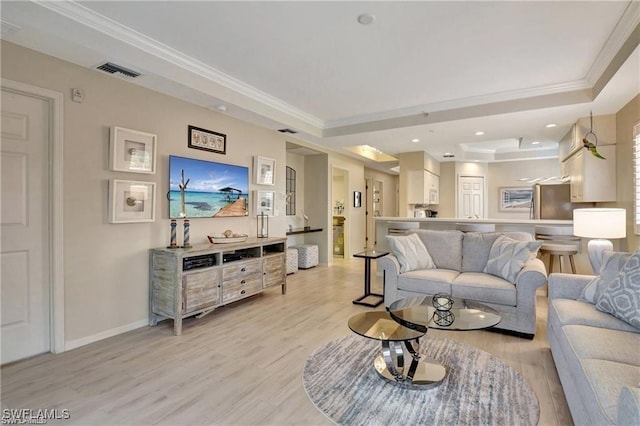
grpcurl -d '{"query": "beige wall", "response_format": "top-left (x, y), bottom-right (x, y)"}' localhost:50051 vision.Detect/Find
top-left (613, 94), bottom-right (640, 251)
top-left (488, 159), bottom-right (561, 219)
top-left (2, 41), bottom-right (291, 344)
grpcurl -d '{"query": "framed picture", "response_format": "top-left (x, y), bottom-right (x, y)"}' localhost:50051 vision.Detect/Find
top-left (110, 126), bottom-right (156, 174)
top-left (254, 156), bottom-right (276, 185)
top-left (354, 191), bottom-right (362, 208)
top-left (254, 190), bottom-right (275, 216)
top-left (188, 125), bottom-right (226, 155)
top-left (109, 179), bottom-right (156, 223)
top-left (499, 187), bottom-right (533, 212)
top-left (169, 156), bottom-right (249, 218)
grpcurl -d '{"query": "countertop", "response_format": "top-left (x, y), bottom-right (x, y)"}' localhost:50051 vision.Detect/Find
top-left (374, 217), bottom-right (572, 225)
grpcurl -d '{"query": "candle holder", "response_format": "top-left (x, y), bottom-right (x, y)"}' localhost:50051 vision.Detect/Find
top-left (257, 212), bottom-right (269, 238)
top-left (182, 219), bottom-right (192, 248)
top-left (433, 309), bottom-right (455, 327)
top-left (432, 293), bottom-right (453, 311)
top-left (167, 219), bottom-right (179, 249)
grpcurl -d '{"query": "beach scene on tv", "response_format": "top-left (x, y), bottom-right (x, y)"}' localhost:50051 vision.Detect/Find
top-left (169, 156), bottom-right (249, 218)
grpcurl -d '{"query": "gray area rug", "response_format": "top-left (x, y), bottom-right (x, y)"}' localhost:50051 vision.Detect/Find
top-left (303, 335), bottom-right (539, 425)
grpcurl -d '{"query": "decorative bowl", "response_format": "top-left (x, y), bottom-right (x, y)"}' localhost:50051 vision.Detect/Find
top-left (207, 234), bottom-right (248, 244)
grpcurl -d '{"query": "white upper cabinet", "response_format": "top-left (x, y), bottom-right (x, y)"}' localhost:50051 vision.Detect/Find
top-left (407, 169), bottom-right (440, 205)
top-left (565, 145), bottom-right (616, 202)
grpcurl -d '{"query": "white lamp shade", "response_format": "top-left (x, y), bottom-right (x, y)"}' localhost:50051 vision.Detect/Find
top-left (573, 208), bottom-right (626, 239)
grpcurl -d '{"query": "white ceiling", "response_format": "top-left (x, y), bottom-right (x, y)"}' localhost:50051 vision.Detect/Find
top-left (2, 1), bottom-right (639, 172)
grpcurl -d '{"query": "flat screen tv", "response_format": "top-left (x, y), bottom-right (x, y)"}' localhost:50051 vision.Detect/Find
top-left (169, 155), bottom-right (249, 218)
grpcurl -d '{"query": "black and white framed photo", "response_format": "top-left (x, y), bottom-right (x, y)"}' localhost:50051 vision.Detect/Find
top-left (499, 187), bottom-right (533, 212)
top-left (354, 191), bottom-right (362, 208)
top-left (254, 190), bottom-right (275, 216)
top-left (254, 156), bottom-right (276, 186)
top-left (188, 125), bottom-right (226, 155)
top-left (109, 179), bottom-right (156, 223)
top-left (110, 126), bottom-right (157, 174)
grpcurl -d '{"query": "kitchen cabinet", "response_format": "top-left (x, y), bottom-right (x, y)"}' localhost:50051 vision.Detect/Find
top-left (560, 114), bottom-right (616, 162)
top-left (565, 145), bottom-right (616, 202)
top-left (407, 170), bottom-right (439, 205)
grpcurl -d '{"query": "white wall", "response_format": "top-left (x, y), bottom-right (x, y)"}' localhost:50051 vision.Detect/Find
top-left (1, 41), bottom-right (288, 344)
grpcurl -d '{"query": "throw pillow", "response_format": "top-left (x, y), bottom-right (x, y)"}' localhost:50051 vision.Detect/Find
top-left (579, 251), bottom-right (632, 304)
top-left (484, 235), bottom-right (542, 284)
top-left (596, 252), bottom-right (640, 329)
top-left (387, 233), bottom-right (435, 273)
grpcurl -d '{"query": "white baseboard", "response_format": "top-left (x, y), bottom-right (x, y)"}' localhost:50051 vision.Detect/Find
top-left (64, 319), bottom-right (148, 351)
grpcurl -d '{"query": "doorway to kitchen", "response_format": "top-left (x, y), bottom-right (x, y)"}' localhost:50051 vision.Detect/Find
top-left (332, 167), bottom-right (349, 258)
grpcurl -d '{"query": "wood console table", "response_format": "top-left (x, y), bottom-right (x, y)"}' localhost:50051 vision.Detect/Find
top-left (149, 237), bottom-right (286, 335)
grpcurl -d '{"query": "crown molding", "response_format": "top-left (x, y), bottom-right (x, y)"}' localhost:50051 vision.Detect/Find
top-left (324, 80), bottom-right (590, 130)
top-left (586, 1), bottom-right (640, 85)
top-left (35, 0), bottom-right (324, 129)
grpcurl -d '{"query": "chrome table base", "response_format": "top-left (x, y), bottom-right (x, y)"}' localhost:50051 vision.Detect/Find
top-left (373, 338), bottom-right (446, 389)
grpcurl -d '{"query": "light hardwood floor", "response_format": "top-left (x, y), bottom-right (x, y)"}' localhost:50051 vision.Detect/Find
top-left (1, 258), bottom-right (573, 425)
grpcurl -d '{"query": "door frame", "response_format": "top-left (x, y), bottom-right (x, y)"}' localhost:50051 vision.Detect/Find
top-left (2, 78), bottom-right (65, 354)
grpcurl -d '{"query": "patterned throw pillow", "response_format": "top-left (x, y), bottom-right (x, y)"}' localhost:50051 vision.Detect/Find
top-left (387, 233), bottom-right (436, 273)
top-left (596, 252), bottom-right (640, 329)
top-left (484, 235), bottom-right (542, 284)
top-left (579, 252), bottom-right (632, 304)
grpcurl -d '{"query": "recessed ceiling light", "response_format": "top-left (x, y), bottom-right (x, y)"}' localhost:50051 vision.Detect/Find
top-left (475, 131), bottom-right (484, 136)
top-left (545, 123), bottom-right (557, 128)
top-left (411, 138), bottom-right (420, 143)
top-left (357, 13), bottom-right (375, 25)
top-left (532, 141), bottom-right (540, 145)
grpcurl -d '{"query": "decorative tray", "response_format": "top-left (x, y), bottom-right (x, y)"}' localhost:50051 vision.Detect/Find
top-left (207, 235), bottom-right (248, 244)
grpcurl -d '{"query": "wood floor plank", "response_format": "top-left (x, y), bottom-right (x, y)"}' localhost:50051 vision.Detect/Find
top-left (1, 258), bottom-right (572, 425)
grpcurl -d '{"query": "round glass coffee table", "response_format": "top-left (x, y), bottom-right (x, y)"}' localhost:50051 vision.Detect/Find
top-left (348, 295), bottom-right (501, 389)
top-left (348, 311), bottom-right (445, 389)
top-left (388, 295), bottom-right (501, 333)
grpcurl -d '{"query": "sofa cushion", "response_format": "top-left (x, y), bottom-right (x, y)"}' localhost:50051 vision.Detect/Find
top-left (579, 251), bottom-right (632, 304)
top-left (397, 269), bottom-right (459, 294)
top-left (387, 233), bottom-right (435, 273)
top-left (581, 359), bottom-right (640, 424)
top-left (596, 252), bottom-right (640, 329)
top-left (414, 230), bottom-right (463, 271)
top-left (484, 235), bottom-right (542, 283)
top-left (451, 272), bottom-right (516, 306)
top-left (563, 325), bottom-right (640, 366)
top-left (549, 298), bottom-right (640, 334)
top-left (461, 232), bottom-right (501, 272)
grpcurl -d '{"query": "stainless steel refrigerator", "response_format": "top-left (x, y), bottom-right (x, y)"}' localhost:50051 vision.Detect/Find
top-left (531, 183), bottom-right (576, 219)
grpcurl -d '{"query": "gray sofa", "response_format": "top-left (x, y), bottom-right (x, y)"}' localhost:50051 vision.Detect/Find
top-left (379, 229), bottom-right (547, 338)
top-left (547, 272), bottom-right (640, 425)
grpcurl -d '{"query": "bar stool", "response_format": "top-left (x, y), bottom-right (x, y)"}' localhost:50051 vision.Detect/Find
top-left (539, 243), bottom-right (578, 273)
top-left (455, 223), bottom-right (495, 232)
top-left (535, 225), bottom-right (580, 274)
top-left (388, 222), bottom-right (419, 236)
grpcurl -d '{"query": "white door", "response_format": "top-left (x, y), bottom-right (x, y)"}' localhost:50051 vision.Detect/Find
top-left (1, 88), bottom-right (51, 364)
top-left (458, 176), bottom-right (485, 218)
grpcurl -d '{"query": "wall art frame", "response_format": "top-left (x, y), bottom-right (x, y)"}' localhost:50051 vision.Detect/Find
top-left (254, 190), bottom-right (275, 217)
top-left (499, 187), bottom-right (533, 212)
top-left (109, 179), bottom-right (156, 223)
top-left (354, 191), bottom-right (362, 208)
top-left (254, 156), bottom-right (276, 186)
top-left (188, 125), bottom-right (226, 155)
top-left (110, 126), bottom-right (157, 174)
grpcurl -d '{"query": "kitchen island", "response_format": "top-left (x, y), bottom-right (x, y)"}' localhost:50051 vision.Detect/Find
top-left (375, 217), bottom-right (573, 252)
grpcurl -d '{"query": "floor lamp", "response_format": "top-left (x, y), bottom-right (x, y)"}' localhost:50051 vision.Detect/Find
top-left (573, 208), bottom-right (626, 273)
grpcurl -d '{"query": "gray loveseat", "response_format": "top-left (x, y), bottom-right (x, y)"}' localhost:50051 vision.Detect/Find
top-left (379, 229), bottom-right (547, 338)
top-left (547, 269), bottom-right (640, 425)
